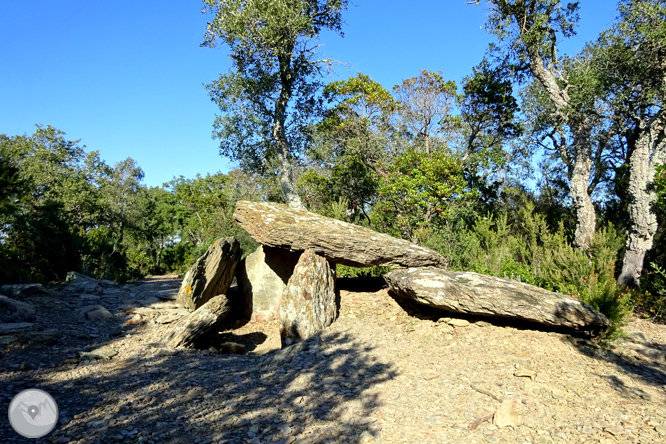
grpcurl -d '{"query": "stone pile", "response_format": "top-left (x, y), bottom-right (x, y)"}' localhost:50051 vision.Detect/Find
top-left (167, 201), bottom-right (610, 350)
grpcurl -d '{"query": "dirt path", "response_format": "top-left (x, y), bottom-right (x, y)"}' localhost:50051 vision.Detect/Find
top-left (2, 275), bottom-right (666, 444)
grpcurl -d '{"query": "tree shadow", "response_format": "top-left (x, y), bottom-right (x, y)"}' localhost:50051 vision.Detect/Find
top-left (566, 333), bottom-right (666, 393)
top-left (2, 331), bottom-right (397, 444)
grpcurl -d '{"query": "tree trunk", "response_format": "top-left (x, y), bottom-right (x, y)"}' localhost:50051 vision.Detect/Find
top-left (273, 52), bottom-right (304, 209)
top-left (618, 111), bottom-right (666, 287)
top-left (570, 126), bottom-right (596, 250)
top-left (526, 50), bottom-right (597, 250)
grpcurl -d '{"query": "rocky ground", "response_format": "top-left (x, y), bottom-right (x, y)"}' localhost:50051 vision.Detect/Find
top-left (1, 274), bottom-right (666, 444)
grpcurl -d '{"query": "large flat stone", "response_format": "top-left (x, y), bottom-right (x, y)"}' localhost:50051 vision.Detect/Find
top-left (385, 267), bottom-right (609, 331)
top-left (233, 201), bottom-right (447, 268)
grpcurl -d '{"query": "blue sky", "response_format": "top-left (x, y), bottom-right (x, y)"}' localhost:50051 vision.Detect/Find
top-left (1, 0), bottom-right (618, 188)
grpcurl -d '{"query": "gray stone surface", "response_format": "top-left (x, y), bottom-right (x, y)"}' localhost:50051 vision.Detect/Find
top-left (234, 200), bottom-right (447, 268)
top-left (0, 295), bottom-right (36, 322)
top-left (78, 305), bottom-right (114, 321)
top-left (0, 284), bottom-right (51, 298)
top-left (0, 322), bottom-right (34, 334)
top-left (236, 245), bottom-right (301, 322)
top-left (385, 267), bottom-right (609, 331)
top-left (162, 295), bottom-right (231, 348)
top-left (176, 237), bottom-right (242, 311)
top-left (65, 272), bottom-right (101, 294)
top-left (279, 249), bottom-right (338, 347)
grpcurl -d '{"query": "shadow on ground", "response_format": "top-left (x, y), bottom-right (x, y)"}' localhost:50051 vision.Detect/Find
top-left (3, 315), bottom-right (397, 444)
top-left (568, 334), bottom-right (666, 393)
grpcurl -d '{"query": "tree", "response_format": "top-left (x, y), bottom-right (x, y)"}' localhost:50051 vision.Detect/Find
top-left (202, 0), bottom-right (349, 208)
top-left (590, 0), bottom-right (666, 287)
top-left (392, 70), bottom-right (458, 154)
top-left (484, 0), bottom-right (602, 249)
top-left (320, 73), bottom-right (401, 177)
top-left (457, 60), bottom-right (523, 193)
top-left (0, 126), bottom-right (99, 282)
top-left (374, 150), bottom-right (471, 243)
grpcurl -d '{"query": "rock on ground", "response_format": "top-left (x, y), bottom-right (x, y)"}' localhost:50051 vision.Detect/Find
top-left (279, 249), bottom-right (338, 347)
top-left (78, 305), bottom-right (114, 321)
top-left (234, 200), bottom-right (447, 268)
top-left (236, 245), bottom-right (301, 322)
top-left (385, 267), bottom-right (609, 331)
top-left (65, 272), bottom-right (101, 294)
top-left (162, 295), bottom-right (230, 348)
top-left (176, 237), bottom-right (242, 311)
top-left (0, 295), bottom-right (36, 323)
top-left (494, 397), bottom-right (523, 427)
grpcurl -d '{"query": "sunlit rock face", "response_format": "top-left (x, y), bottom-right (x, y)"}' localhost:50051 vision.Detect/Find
top-left (385, 267), bottom-right (609, 331)
top-left (233, 200), bottom-right (448, 268)
top-left (279, 249), bottom-right (338, 347)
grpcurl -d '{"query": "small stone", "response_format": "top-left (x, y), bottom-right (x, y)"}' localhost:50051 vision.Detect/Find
top-left (514, 370), bottom-right (536, 378)
top-left (655, 425), bottom-right (666, 436)
top-left (359, 430), bottom-right (375, 444)
top-left (277, 424), bottom-right (292, 435)
top-left (493, 397), bottom-right (522, 428)
top-left (447, 319), bottom-right (470, 328)
top-left (19, 361), bottom-right (32, 371)
top-left (604, 426), bottom-right (624, 436)
top-left (80, 345), bottom-right (118, 360)
top-left (422, 369), bottom-right (440, 381)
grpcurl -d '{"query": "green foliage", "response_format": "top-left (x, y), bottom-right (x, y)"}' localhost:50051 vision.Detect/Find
top-left (298, 154), bottom-right (378, 222)
top-left (637, 165), bottom-right (666, 320)
top-left (374, 150), bottom-right (471, 241)
top-left (422, 201), bottom-right (631, 335)
top-left (202, 0), bottom-right (349, 206)
top-left (392, 70), bottom-right (458, 153)
top-left (458, 59), bottom-right (523, 185)
top-left (0, 126), bottom-right (264, 283)
top-left (336, 264), bottom-right (391, 278)
top-left (320, 73), bottom-right (401, 175)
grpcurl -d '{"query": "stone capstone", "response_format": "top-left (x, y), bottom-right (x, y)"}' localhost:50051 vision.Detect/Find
top-left (176, 237), bottom-right (242, 311)
top-left (279, 249), bottom-right (338, 347)
top-left (233, 201), bottom-right (447, 268)
top-left (385, 267), bottom-right (609, 331)
top-left (162, 295), bottom-right (230, 348)
top-left (236, 245), bottom-right (301, 322)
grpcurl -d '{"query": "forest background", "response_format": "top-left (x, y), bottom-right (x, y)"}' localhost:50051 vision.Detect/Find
top-left (1, 0), bottom-right (665, 334)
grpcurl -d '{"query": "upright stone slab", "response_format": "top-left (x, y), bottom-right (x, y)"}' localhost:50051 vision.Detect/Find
top-left (234, 200), bottom-right (447, 268)
top-left (177, 237), bottom-right (242, 311)
top-left (385, 267), bottom-right (610, 331)
top-left (236, 245), bottom-right (301, 322)
top-left (279, 249), bottom-right (338, 347)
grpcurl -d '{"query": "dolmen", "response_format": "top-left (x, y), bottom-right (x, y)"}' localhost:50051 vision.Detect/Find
top-left (164, 201), bottom-right (609, 350)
